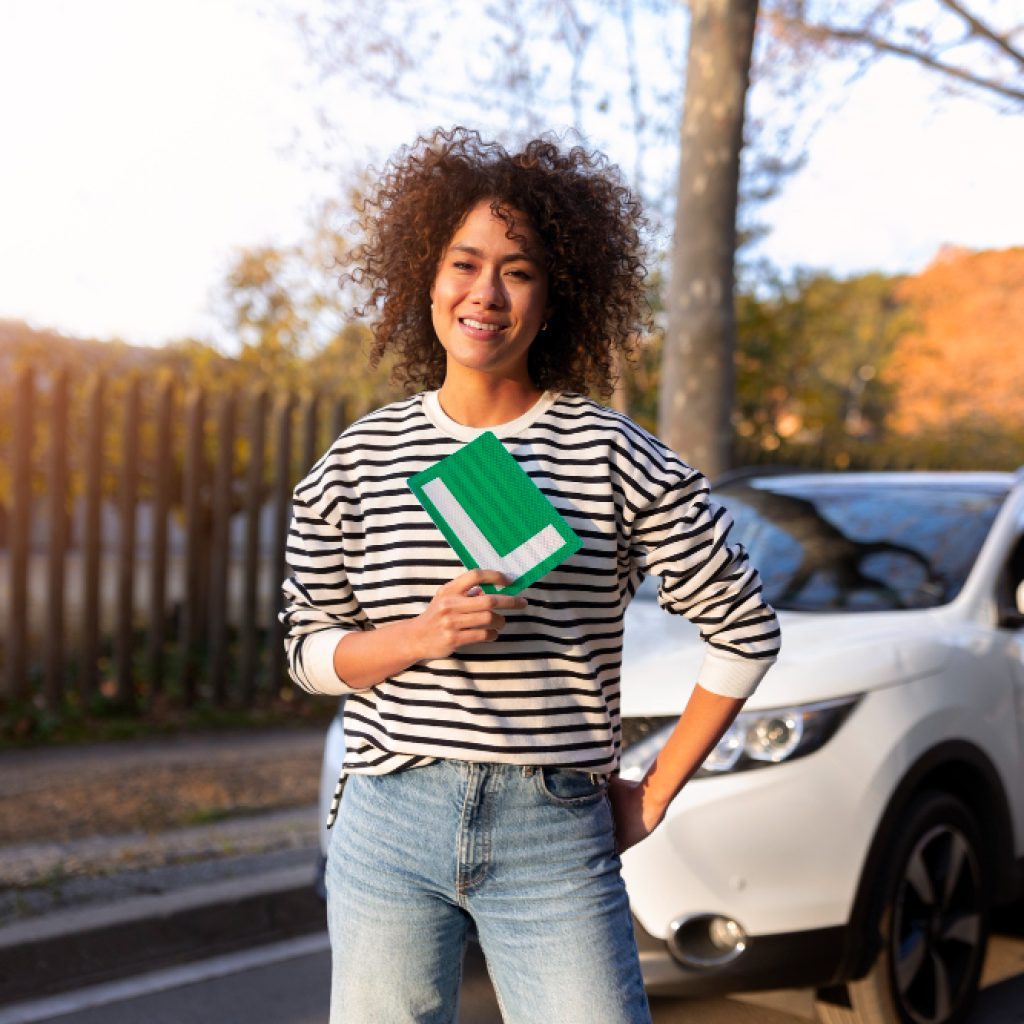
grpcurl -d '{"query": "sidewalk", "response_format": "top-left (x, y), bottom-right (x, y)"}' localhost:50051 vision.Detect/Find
top-left (0, 728), bottom-right (329, 1006)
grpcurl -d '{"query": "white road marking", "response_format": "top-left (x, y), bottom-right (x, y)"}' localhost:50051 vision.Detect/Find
top-left (0, 932), bottom-right (330, 1024)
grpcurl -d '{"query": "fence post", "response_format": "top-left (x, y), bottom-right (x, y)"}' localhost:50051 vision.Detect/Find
top-left (115, 377), bottom-right (140, 709)
top-left (239, 389), bottom-right (267, 704)
top-left (180, 388), bottom-right (206, 706)
top-left (147, 378), bottom-right (173, 694)
top-left (207, 389), bottom-right (235, 705)
top-left (44, 369), bottom-right (69, 711)
top-left (6, 366), bottom-right (33, 701)
top-left (268, 394), bottom-right (294, 694)
top-left (331, 397), bottom-right (348, 449)
top-left (300, 393), bottom-right (319, 480)
top-left (79, 373), bottom-right (104, 700)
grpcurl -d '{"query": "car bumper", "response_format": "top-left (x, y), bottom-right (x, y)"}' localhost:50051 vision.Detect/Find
top-left (633, 914), bottom-right (847, 997)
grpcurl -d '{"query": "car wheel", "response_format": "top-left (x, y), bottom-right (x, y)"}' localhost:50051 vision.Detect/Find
top-left (815, 791), bottom-right (990, 1024)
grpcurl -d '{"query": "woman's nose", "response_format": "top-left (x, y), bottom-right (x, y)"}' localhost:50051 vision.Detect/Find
top-left (471, 270), bottom-right (506, 307)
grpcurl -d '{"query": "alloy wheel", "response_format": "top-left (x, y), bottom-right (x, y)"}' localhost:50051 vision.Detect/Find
top-left (888, 822), bottom-right (984, 1024)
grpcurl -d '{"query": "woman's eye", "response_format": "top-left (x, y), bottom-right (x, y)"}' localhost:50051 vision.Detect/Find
top-left (506, 268), bottom-right (532, 280)
top-left (451, 260), bottom-right (475, 271)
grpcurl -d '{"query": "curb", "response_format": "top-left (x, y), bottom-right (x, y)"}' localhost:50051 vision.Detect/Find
top-left (0, 864), bottom-right (326, 1007)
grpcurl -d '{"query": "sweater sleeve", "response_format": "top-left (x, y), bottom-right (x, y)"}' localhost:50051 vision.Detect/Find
top-left (279, 484), bottom-right (371, 696)
top-left (626, 453), bottom-right (781, 699)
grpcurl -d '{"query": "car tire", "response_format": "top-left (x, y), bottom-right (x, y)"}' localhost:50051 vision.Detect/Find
top-left (814, 791), bottom-right (991, 1024)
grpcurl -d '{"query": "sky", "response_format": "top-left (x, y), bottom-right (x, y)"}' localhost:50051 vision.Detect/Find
top-left (1, 0), bottom-right (1022, 348)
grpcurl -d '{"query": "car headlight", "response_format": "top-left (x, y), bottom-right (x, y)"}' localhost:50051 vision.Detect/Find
top-left (619, 695), bottom-right (860, 781)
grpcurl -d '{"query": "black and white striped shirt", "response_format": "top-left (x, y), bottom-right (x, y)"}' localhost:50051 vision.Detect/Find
top-left (281, 390), bottom-right (780, 781)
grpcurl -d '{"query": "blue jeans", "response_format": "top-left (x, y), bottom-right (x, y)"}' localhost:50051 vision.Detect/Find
top-left (325, 759), bottom-right (651, 1024)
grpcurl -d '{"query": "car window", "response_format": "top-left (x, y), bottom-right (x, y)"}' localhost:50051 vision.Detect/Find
top-left (718, 479), bottom-right (1007, 612)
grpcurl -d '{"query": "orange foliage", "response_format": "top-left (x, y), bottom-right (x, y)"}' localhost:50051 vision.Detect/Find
top-left (885, 246), bottom-right (1024, 434)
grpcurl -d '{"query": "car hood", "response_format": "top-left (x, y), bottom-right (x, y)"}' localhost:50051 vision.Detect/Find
top-left (619, 599), bottom-right (948, 717)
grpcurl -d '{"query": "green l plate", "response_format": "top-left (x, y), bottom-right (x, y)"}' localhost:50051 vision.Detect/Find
top-left (408, 431), bottom-right (582, 595)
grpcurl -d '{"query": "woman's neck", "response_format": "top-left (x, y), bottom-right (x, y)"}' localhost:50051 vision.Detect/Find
top-left (436, 377), bottom-right (544, 429)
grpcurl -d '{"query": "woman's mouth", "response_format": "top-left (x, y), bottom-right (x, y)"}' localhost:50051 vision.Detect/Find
top-left (460, 317), bottom-right (504, 333)
top-left (459, 317), bottom-right (507, 339)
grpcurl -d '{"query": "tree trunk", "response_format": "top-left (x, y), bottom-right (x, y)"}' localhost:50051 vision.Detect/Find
top-left (660, 0), bottom-right (758, 479)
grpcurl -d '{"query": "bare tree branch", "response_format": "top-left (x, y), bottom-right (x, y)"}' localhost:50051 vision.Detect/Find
top-left (938, 0), bottom-right (1024, 68)
top-left (770, 11), bottom-right (1024, 105)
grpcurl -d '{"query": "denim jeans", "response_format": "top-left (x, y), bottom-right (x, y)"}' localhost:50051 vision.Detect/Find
top-left (325, 759), bottom-right (651, 1024)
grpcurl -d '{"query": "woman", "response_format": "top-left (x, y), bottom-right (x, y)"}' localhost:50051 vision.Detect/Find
top-left (281, 127), bottom-right (780, 1024)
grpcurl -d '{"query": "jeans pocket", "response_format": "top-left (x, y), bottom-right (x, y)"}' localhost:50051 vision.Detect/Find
top-left (533, 767), bottom-right (606, 807)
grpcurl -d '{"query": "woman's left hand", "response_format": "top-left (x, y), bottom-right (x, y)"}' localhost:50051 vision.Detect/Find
top-left (606, 775), bottom-right (665, 855)
top-left (607, 686), bottom-right (747, 855)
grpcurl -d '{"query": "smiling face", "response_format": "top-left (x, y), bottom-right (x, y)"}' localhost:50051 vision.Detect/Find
top-left (430, 200), bottom-right (549, 388)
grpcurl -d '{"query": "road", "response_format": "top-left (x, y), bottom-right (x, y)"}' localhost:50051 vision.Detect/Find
top-left (4, 921), bottom-right (1022, 1024)
top-left (0, 934), bottom-right (809, 1024)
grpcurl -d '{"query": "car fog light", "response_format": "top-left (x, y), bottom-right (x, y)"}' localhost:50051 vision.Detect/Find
top-left (669, 913), bottom-right (748, 968)
top-left (709, 916), bottom-right (746, 953)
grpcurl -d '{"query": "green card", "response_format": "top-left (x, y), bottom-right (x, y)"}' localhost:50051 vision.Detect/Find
top-left (408, 431), bottom-right (583, 595)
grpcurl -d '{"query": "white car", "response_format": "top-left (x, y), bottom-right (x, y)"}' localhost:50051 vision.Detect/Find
top-left (318, 469), bottom-right (1024, 1024)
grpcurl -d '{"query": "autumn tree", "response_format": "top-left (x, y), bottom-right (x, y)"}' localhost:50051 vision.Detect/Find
top-left (735, 269), bottom-right (909, 451)
top-left (209, 200), bottom-right (402, 414)
top-left (885, 246), bottom-right (1024, 434)
top-left (730, 253), bottom-right (1024, 471)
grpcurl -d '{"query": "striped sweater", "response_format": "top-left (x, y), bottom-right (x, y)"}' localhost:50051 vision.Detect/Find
top-left (281, 390), bottom-right (780, 781)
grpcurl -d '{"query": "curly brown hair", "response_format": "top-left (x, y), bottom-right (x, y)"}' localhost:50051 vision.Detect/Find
top-left (346, 127), bottom-right (650, 397)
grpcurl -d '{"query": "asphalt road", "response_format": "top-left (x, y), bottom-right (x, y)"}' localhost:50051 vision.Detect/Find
top-left (5, 922), bottom-right (1023, 1024)
top-left (0, 934), bottom-right (808, 1024)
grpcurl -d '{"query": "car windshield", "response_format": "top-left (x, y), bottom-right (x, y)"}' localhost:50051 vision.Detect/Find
top-left (713, 477), bottom-right (1008, 612)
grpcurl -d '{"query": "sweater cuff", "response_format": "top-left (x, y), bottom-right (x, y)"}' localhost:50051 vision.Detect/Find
top-left (303, 628), bottom-right (359, 695)
top-left (697, 648), bottom-right (775, 699)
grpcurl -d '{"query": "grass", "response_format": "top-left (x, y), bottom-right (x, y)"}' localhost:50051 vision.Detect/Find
top-left (0, 684), bottom-right (336, 748)
top-left (0, 631), bottom-right (337, 747)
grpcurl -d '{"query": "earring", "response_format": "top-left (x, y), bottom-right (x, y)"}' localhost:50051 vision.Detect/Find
top-left (540, 321), bottom-right (548, 332)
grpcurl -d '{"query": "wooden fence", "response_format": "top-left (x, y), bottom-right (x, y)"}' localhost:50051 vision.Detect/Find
top-left (1, 366), bottom-right (349, 715)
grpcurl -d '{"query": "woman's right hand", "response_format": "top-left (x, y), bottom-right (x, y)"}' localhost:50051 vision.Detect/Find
top-left (412, 568), bottom-right (528, 660)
